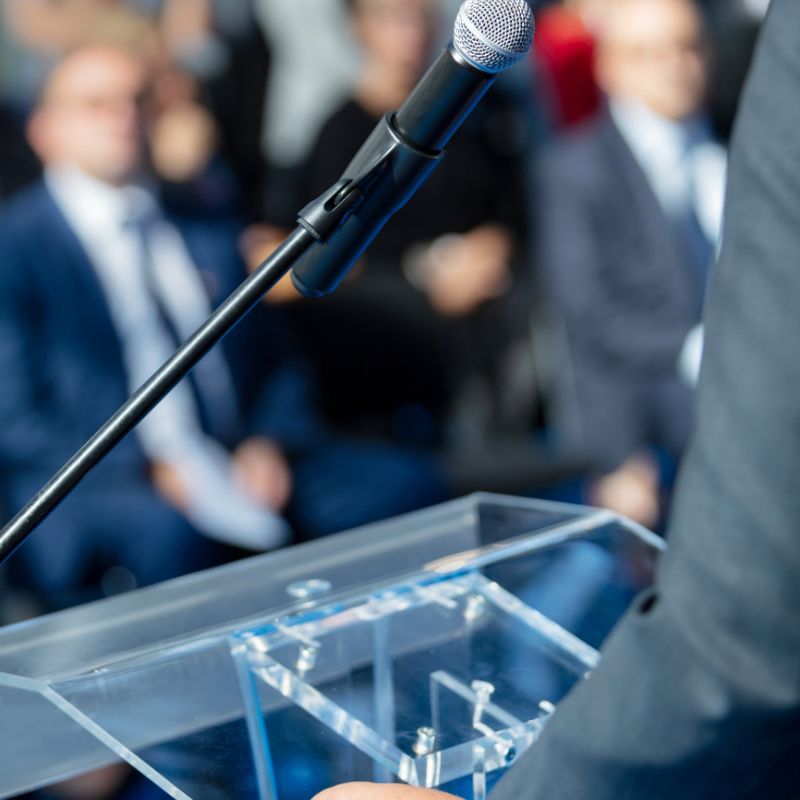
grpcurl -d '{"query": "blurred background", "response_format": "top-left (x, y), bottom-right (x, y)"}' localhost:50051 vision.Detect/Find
top-left (0, 0), bottom-right (770, 794)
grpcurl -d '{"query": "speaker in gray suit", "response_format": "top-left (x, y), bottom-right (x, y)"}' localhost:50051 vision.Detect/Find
top-left (313, 0), bottom-right (800, 797)
top-left (488, 0), bottom-right (800, 794)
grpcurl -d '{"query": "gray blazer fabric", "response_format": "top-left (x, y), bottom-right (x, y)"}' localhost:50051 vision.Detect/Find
top-left (491, 0), bottom-right (800, 796)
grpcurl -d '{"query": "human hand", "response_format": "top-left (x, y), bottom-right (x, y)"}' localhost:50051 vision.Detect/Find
top-left (419, 224), bottom-right (513, 317)
top-left (232, 437), bottom-right (293, 512)
top-left (47, 765), bottom-right (131, 800)
top-left (591, 454), bottom-right (660, 528)
top-left (239, 224), bottom-right (302, 303)
top-left (150, 101), bottom-right (218, 183)
top-left (313, 783), bottom-right (460, 800)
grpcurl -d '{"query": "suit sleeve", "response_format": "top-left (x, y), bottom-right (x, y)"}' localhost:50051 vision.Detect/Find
top-left (491, 2), bottom-right (800, 797)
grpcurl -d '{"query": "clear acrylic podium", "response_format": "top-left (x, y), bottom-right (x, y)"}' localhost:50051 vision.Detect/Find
top-left (0, 494), bottom-right (664, 800)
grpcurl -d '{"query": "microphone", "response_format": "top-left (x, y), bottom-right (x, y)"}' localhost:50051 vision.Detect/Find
top-left (291, 0), bottom-right (535, 298)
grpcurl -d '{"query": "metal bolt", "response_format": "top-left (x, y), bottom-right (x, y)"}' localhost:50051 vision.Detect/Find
top-left (413, 726), bottom-right (437, 756)
top-left (286, 579), bottom-right (333, 600)
top-left (296, 643), bottom-right (319, 673)
top-left (471, 680), bottom-right (495, 706)
top-left (471, 680), bottom-right (495, 727)
top-left (464, 594), bottom-right (487, 622)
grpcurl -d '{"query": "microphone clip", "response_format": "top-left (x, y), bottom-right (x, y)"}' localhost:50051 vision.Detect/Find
top-left (293, 113), bottom-right (445, 297)
top-left (298, 179), bottom-right (363, 243)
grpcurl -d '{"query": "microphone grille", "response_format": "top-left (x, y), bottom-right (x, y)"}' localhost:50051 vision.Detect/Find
top-left (454, 0), bottom-right (535, 74)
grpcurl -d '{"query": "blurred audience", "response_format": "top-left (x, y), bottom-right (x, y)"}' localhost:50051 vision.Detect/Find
top-left (0, 0), bottom-right (768, 577)
top-left (536, 0), bottom-right (726, 526)
top-left (0, 44), bottom-right (444, 611)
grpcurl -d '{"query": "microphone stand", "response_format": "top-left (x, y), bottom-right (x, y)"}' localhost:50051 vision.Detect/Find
top-left (0, 182), bottom-right (363, 566)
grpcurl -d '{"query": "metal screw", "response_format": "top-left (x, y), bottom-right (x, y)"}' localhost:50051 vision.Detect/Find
top-left (296, 643), bottom-right (319, 673)
top-left (471, 680), bottom-right (495, 706)
top-left (413, 726), bottom-right (437, 756)
top-left (464, 594), bottom-right (487, 622)
top-left (471, 680), bottom-right (495, 727)
top-left (286, 579), bottom-right (332, 600)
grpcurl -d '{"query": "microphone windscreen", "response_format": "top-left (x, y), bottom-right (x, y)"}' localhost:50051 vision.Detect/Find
top-left (453, 0), bottom-right (536, 74)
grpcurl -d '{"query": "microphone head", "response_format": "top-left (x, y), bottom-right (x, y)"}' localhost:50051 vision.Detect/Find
top-left (453, 0), bottom-right (535, 74)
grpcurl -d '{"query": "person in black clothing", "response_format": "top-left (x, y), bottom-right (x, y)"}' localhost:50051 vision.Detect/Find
top-left (279, 0), bottom-right (531, 445)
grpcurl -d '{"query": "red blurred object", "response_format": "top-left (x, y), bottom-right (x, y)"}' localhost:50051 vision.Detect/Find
top-left (533, 5), bottom-right (601, 128)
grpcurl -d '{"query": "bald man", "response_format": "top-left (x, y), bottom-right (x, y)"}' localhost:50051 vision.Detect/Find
top-left (313, 0), bottom-right (800, 796)
top-left (0, 45), bottom-right (444, 607)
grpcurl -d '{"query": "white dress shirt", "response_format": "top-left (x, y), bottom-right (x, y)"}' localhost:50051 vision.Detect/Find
top-left (46, 165), bottom-right (290, 550)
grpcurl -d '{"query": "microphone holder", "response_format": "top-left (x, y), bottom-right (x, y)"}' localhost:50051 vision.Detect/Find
top-left (292, 112), bottom-right (444, 298)
top-left (0, 179), bottom-right (366, 567)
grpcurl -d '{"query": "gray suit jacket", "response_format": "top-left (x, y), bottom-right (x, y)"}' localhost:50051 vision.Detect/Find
top-left (492, 1), bottom-right (800, 796)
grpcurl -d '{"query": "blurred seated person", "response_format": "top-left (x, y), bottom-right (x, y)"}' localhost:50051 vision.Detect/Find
top-left (0, 45), bottom-right (445, 610)
top-left (148, 62), bottom-right (245, 219)
top-left (249, 0), bottom-right (530, 445)
top-left (536, 0), bottom-right (726, 526)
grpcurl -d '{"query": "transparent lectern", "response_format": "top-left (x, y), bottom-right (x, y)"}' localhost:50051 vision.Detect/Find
top-left (0, 494), bottom-right (663, 800)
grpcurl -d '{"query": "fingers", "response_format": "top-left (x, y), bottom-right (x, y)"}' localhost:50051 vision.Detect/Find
top-left (313, 782), bottom-right (460, 800)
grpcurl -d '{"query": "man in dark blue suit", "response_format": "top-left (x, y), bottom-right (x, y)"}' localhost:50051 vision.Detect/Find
top-left (0, 45), bottom-right (444, 608)
top-left (538, 0), bottom-right (726, 526)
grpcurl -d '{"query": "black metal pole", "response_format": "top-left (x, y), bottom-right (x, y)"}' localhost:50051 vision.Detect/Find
top-left (0, 225), bottom-right (316, 566)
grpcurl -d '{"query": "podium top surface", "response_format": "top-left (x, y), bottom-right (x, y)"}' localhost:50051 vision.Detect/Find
top-left (0, 494), bottom-right (640, 682)
top-left (0, 494), bottom-right (664, 800)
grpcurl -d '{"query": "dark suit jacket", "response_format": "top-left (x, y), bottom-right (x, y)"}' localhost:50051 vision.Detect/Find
top-left (492, 0), bottom-right (800, 796)
top-left (538, 112), bottom-right (702, 468)
top-left (0, 181), bottom-right (321, 504)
